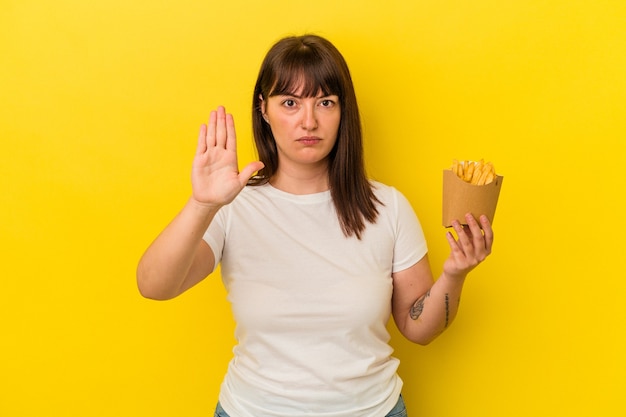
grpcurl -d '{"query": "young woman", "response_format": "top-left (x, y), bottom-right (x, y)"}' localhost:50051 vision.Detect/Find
top-left (137, 34), bottom-right (494, 417)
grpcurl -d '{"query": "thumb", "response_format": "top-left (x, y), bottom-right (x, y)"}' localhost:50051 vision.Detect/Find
top-left (238, 161), bottom-right (265, 185)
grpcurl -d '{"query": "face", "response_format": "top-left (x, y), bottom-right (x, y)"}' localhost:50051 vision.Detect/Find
top-left (261, 87), bottom-right (341, 172)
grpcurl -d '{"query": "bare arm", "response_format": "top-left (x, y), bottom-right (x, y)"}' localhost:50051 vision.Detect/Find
top-left (136, 106), bottom-right (264, 300)
top-left (392, 214), bottom-right (493, 344)
top-left (136, 200), bottom-right (219, 300)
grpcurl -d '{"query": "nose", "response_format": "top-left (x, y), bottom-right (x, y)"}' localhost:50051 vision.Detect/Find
top-left (300, 103), bottom-right (318, 131)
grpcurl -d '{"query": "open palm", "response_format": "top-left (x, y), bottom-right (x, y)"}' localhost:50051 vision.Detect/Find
top-left (191, 106), bottom-right (264, 208)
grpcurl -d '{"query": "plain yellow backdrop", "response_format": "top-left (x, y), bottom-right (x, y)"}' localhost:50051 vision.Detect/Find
top-left (2, 0), bottom-right (625, 416)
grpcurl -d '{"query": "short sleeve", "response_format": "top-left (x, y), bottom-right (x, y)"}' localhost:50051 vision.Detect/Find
top-left (202, 209), bottom-right (227, 273)
top-left (391, 188), bottom-right (428, 273)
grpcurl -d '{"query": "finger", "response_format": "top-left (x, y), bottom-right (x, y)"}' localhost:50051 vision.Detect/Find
top-left (215, 106), bottom-right (227, 148)
top-left (479, 215), bottom-right (494, 253)
top-left (464, 213), bottom-right (486, 250)
top-left (451, 219), bottom-right (471, 252)
top-left (225, 112), bottom-right (237, 152)
top-left (445, 229), bottom-right (461, 252)
top-left (447, 220), bottom-right (471, 260)
top-left (197, 124), bottom-right (208, 155)
top-left (239, 161), bottom-right (265, 186)
top-left (206, 110), bottom-right (217, 147)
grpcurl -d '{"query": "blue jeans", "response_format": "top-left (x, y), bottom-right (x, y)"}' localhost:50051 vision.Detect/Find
top-left (214, 394), bottom-right (407, 417)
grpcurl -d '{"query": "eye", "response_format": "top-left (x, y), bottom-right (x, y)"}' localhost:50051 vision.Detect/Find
top-left (319, 96), bottom-right (339, 108)
top-left (282, 99), bottom-right (297, 108)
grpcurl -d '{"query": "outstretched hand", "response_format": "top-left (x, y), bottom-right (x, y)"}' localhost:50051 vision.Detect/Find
top-left (191, 106), bottom-right (264, 209)
top-left (443, 213), bottom-right (494, 280)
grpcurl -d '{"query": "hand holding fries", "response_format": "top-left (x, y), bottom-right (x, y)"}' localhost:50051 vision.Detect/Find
top-left (451, 159), bottom-right (496, 186)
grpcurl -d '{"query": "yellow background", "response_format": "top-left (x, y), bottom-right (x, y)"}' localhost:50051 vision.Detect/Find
top-left (2, 0), bottom-right (625, 415)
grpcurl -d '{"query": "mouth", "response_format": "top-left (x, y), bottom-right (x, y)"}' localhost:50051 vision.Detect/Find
top-left (297, 136), bottom-right (321, 145)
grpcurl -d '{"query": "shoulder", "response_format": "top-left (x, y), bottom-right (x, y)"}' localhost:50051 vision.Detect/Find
top-left (369, 180), bottom-right (407, 207)
top-left (369, 180), bottom-right (419, 226)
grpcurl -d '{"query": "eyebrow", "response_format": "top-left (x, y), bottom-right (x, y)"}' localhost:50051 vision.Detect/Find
top-left (275, 93), bottom-right (338, 99)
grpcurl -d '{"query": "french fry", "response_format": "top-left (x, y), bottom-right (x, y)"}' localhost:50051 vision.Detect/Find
top-left (463, 161), bottom-right (475, 182)
top-left (477, 167), bottom-right (490, 185)
top-left (484, 162), bottom-right (495, 185)
top-left (450, 159), bottom-right (497, 185)
top-left (456, 160), bottom-right (464, 178)
top-left (470, 159), bottom-right (484, 185)
top-left (470, 166), bottom-right (481, 184)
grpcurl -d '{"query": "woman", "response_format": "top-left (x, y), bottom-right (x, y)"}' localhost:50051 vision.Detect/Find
top-left (137, 34), bottom-right (493, 417)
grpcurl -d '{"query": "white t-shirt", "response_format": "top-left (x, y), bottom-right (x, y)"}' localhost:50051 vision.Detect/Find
top-left (203, 181), bottom-right (428, 417)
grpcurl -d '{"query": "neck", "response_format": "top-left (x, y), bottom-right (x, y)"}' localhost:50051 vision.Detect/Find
top-left (270, 164), bottom-right (330, 195)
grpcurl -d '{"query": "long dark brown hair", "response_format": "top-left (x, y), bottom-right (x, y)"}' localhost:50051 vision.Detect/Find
top-left (249, 34), bottom-right (381, 239)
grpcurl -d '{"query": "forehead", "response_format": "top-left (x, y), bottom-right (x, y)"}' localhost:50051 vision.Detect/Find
top-left (268, 68), bottom-right (336, 98)
top-left (271, 85), bottom-right (329, 98)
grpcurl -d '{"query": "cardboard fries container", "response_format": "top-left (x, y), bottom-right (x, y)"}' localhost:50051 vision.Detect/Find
top-left (442, 169), bottom-right (503, 227)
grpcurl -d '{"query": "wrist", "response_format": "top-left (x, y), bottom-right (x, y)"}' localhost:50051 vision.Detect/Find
top-left (187, 197), bottom-right (223, 217)
top-left (441, 270), bottom-right (468, 283)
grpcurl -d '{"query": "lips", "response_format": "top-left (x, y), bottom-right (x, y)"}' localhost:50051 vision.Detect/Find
top-left (297, 136), bottom-right (321, 145)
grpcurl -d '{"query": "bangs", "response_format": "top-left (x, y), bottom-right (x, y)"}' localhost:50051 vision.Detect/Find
top-left (267, 49), bottom-right (343, 98)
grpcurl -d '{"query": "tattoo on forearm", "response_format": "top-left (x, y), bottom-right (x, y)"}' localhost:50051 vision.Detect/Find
top-left (410, 290), bottom-right (430, 320)
top-left (444, 293), bottom-right (450, 328)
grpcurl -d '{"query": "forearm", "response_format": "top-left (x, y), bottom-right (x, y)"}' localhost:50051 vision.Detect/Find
top-left (136, 198), bottom-right (219, 300)
top-left (393, 214), bottom-right (493, 344)
top-left (402, 272), bottom-right (466, 345)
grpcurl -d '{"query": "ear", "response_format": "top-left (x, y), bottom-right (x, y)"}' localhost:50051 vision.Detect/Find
top-left (259, 94), bottom-right (269, 122)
